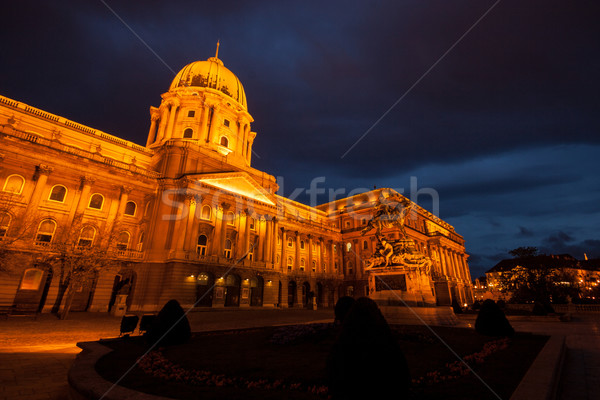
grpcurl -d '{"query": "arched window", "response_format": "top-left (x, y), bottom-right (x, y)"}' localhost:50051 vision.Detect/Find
top-left (137, 232), bottom-right (145, 251)
top-left (0, 212), bottom-right (11, 238)
top-left (116, 231), bottom-right (130, 251)
top-left (224, 239), bottom-right (232, 258)
top-left (300, 240), bottom-right (305, 250)
top-left (124, 201), bottom-right (136, 216)
top-left (88, 193), bottom-right (104, 210)
top-left (361, 218), bottom-right (367, 226)
top-left (183, 128), bottom-right (193, 138)
top-left (247, 245), bottom-right (254, 261)
top-left (363, 240), bottom-right (368, 250)
top-left (276, 254), bottom-right (280, 264)
top-left (226, 211), bottom-right (235, 226)
top-left (287, 257), bottom-right (293, 271)
top-left (19, 268), bottom-right (44, 290)
top-left (346, 242), bottom-right (352, 252)
top-left (249, 217), bottom-right (255, 230)
top-left (287, 237), bottom-right (293, 247)
top-left (197, 234), bottom-right (208, 256)
top-left (300, 258), bottom-right (305, 271)
top-left (277, 235), bottom-right (281, 245)
top-left (48, 185), bottom-right (67, 202)
top-left (3, 174), bottom-right (25, 195)
top-left (35, 219), bottom-right (56, 244)
top-left (220, 136), bottom-right (229, 148)
top-left (77, 226), bottom-right (96, 247)
top-left (312, 260), bottom-right (317, 272)
top-left (348, 262), bottom-right (354, 275)
top-left (201, 205), bottom-right (212, 220)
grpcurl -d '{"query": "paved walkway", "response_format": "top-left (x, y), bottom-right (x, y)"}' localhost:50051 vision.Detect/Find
top-left (0, 310), bottom-right (598, 399)
top-left (0, 309), bottom-right (334, 400)
top-left (458, 314), bottom-right (600, 400)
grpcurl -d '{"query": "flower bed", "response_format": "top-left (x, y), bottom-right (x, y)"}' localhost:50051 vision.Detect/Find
top-left (96, 324), bottom-right (548, 400)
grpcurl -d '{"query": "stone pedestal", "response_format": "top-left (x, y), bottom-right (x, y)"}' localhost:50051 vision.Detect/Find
top-left (367, 266), bottom-right (436, 307)
top-left (111, 294), bottom-right (128, 317)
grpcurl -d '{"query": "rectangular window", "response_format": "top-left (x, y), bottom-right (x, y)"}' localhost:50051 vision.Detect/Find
top-left (223, 119), bottom-right (230, 127)
top-left (187, 110), bottom-right (195, 118)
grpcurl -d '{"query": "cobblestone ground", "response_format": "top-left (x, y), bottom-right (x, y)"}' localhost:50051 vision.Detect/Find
top-left (459, 314), bottom-right (600, 400)
top-left (0, 309), bottom-right (334, 400)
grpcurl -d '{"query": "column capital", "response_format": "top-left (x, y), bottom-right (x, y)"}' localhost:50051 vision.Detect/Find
top-left (220, 202), bottom-right (231, 211)
top-left (36, 164), bottom-right (54, 175)
top-left (120, 186), bottom-right (133, 195)
top-left (80, 176), bottom-right (95, 186)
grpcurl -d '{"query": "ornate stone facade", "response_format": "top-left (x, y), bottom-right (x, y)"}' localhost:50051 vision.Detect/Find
top-left (0, 53), bottom-right (473, 314)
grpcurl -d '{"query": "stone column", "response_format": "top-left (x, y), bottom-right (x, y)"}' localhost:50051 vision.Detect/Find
top-left (244, 211), bottom-right (251, 258)
top-left (353, 239), bottom-right (360, 278)
top-left (164, 102), bottom-right (179, 140)
top-left (154, 106), bottom-right (168, 143)
top-left (329, 240), bottom-right (335, 275)
top-left (199, 103), bottom-right (210, 142)
top-left (307, 235), bottom-right (313, 274)
top-left (235, 210), bottom-right (246, 259)
top-left (271, 217), bottom-right (278, 266)
top-left (461, 255), bottom-right (471, 282)
top-left (146, 113), bottom-right (160, 146)
top-left (181, 194), bottom-right (197, 251)
top-left (257, 217), bottom-right (265, 261)
top-left (25, 164), bottom-right (53, 214)
top-left (207, 105), bottom-right (219, 143)
top-left (264, 217), bottom-right (272, 263)
top-left (185, 195), bottom-right (201, 251)
top-left (318, 237), bottom-right (324, 273)
top-left (219, 202), bottom-right (230, 256)
top-left (74, 176), bottom-right (95, 215)
top-left (280, 228), bottom-right (287, 270)
top-left (437, 247), bottom-right (447, 277)
top-left (105, 185), bottom-right (132, 235)
top-left (295, 232), bottom-right (300, 271)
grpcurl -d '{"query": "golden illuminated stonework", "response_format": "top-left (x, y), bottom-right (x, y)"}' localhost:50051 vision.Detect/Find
top-left (0, 50), bottom-right (473, 315)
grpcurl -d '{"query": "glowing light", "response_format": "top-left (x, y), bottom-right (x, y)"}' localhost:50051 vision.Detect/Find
top-left (197, 172), bottom-right (274, 205)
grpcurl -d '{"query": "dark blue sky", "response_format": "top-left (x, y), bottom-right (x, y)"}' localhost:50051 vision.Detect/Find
top-left (2, 1), bottom-right (599, 278)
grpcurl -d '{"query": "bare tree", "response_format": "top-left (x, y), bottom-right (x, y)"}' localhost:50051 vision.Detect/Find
top-left (0, 193), bottom-right (38, 275)
top-left (40, 220), bottom-right (119, 319)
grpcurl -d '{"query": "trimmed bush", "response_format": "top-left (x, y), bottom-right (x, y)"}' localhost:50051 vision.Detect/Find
top-left (145, 299), bottom-right (191, 346)
top-left (475, 299), bottom-right (514, 337)
top-left (451, 299), bottom-right (463, 314)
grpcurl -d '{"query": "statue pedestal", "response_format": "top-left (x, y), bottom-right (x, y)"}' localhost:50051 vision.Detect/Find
top-left (367, 266), bottom-right (436, 307)
top-left (111, 294), bottom-right (128, 317)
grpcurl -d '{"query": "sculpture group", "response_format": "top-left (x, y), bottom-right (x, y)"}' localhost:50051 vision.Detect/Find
top-left (361, 194), bottom-right (432, 274)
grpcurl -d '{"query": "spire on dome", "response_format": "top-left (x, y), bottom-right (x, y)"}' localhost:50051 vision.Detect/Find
top-left (215, 40), bottom-right (220, 58)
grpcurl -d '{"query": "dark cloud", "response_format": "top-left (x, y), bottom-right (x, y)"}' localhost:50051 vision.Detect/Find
top-left (1, 1), bottom-right (599, 277)
top-left (518, 226), bottom-right (535, 238)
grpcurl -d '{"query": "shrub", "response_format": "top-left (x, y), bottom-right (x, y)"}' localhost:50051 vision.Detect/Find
top-left (475, 299), bottom-right (514, 337)
top-left (145, 299), bottom-right (191, 346)
top-left (471, 300), bottom-right (481, 311)
top-left (451, 299), bottom-right (463, 314)
top-left (496, 299), bottom-right (506, 309)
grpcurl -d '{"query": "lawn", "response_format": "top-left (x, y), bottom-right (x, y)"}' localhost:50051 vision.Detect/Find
top-left (96, 324), bottom-right (548, 399)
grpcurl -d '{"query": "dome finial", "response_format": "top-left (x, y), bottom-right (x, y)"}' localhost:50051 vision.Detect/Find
top-left (215, 40), bottom-right (220, 58)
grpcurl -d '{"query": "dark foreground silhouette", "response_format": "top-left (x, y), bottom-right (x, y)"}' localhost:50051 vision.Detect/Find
top-left (328, 297), bottom-right (411, 399)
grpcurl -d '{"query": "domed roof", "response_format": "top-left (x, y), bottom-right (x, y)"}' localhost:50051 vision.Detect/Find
top-left (169, 56), bottom-right (247, 109)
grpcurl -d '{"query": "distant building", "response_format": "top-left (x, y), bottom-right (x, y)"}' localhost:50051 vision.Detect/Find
top-left (0, 53), bottom-right (473, 313)
top-left (485, 254), bottom-right (600, 301)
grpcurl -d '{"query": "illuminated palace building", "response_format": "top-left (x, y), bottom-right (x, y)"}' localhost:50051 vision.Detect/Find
top-left (0, 53), bottom-right (473, 314)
